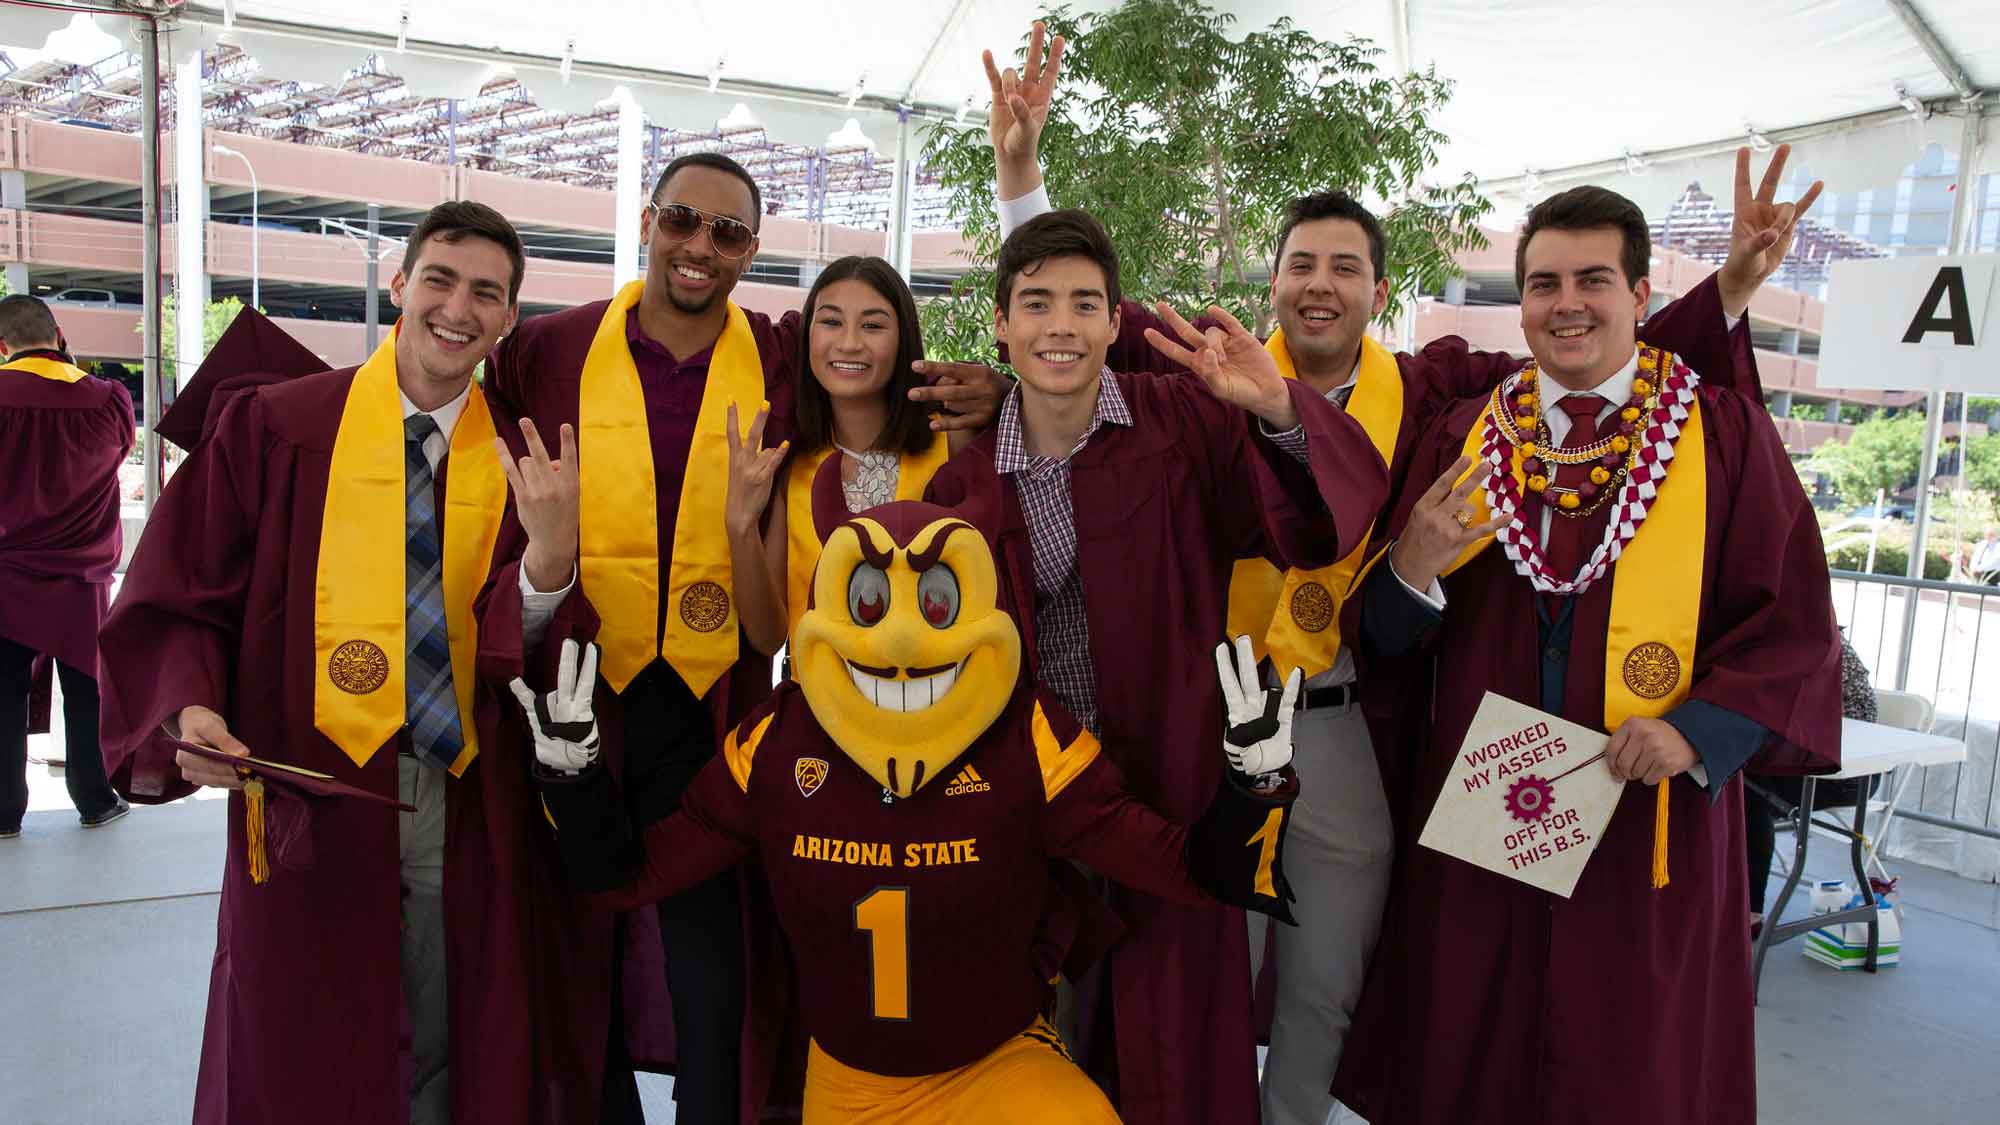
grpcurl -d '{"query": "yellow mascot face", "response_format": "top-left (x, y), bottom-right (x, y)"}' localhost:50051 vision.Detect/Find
top-left (792, 503), bottom-right (1021, 798)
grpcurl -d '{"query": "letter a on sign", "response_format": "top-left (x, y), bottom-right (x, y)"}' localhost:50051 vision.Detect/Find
top-left (1820, 255), bottom-right (2000, 392)
top-left (1903, 267), bottom-right (1977, 346)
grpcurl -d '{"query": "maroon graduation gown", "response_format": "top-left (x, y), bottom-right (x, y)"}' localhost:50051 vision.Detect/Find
top-left (98, 368), bottom-right (580, 1125)
top-left (924, 371), bottom-right (1386, 1125)
top-left (0, 357), bottom-right (132, 675)
top-left (1332, 385), bottom-right (1841, 1125)
top-left (1043, 279), bottom-right (1764, 1050)
top-left (1094, 276), bottom-right (1758, 831)
top-left (477, 299), bottom-right (805, 1112)
top-left (481, 297), bottom-right (802, 743)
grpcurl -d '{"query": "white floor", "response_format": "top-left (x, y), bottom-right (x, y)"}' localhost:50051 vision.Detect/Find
top-left (5, 744), bottom-right (1998, 1124)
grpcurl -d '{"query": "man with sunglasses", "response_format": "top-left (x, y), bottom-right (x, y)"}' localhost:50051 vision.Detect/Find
top-left (479, 152), bottom-right (1006, 1124)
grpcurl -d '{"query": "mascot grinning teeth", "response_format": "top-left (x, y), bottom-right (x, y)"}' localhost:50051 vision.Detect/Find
top-left (791, 507), bottom-right (1020, 798)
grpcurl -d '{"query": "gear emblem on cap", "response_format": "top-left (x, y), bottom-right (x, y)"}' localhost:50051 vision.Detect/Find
top-left (1503, 774), bottom-right (1555, 823)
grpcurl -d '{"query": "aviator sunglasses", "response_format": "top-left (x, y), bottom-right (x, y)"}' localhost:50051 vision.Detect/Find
top-left (647, 201), bottom-right (755, 259)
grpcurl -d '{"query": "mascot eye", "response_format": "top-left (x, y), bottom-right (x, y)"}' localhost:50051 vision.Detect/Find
top-left (847, 564), bottom-right (890, 626)
top-left (917, 566), bottom-right (960, 629)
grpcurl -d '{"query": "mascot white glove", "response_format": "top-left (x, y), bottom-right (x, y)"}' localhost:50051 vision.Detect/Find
top-left (508, 639), bottom-right (602, 775)
top-left (1215, 634), bottom-right (1300, 781)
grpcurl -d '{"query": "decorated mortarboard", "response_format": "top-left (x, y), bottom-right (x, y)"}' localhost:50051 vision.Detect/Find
top-left (172, 739), bottom-right (413, 885)
top-left (157, 308), bottom-right (327, 453)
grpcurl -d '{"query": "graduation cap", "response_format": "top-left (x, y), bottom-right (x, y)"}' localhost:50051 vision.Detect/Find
top-left (157, 308), bottom-right (327, 453)
top-left (173, 739), bottom-right (412, 885)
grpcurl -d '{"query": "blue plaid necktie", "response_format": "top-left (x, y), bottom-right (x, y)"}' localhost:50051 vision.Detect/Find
top-left (404, 413), bottom-right (464, 770)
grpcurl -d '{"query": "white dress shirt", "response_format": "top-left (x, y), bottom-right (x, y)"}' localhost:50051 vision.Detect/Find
top-left (399, 384), bottom-right (470, 474)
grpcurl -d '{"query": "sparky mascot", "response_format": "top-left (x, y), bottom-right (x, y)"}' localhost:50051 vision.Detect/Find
top-left (515, 476), bottom-right (1302, 1123)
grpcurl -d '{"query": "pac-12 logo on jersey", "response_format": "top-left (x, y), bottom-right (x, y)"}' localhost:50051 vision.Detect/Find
top-left (796, 757), bottom-right (829, 798)
top-left (944, 764), bottom-right (991, 796)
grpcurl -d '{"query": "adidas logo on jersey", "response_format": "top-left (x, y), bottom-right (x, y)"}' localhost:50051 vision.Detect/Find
top-left (944, 764), bottom-right (991, 796)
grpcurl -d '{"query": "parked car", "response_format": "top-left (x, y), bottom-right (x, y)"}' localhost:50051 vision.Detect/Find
top-left (1849, 502), bottom-right (1914, 522)
top-left (49, 287), bottom-right (140, 307)
top-left (50, 287), bottom-right (117, 305)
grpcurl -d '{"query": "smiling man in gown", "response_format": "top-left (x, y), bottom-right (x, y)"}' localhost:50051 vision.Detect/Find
top-left (98, 202), bottom-right (588, 1124)
top-left (1333, 183), bottom-right (1842, 1125)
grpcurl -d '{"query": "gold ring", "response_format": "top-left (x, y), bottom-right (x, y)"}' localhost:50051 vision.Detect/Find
top-left (1454, 509), bottom-right (1473, 529)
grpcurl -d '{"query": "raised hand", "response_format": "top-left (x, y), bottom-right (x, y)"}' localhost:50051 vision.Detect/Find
top-left (495, 418), bottom-right (580, 593)
top-left (1142, 302), bottom-right (1296, 428)
top-left (1216, 634), bottom-right (1300, 778)
top-left (509, 639), bottom-right (602, 776)
top-left (1716, 144), bottom-right (1825, 317)
top-left (984, 19), bottom-right (1066, 164)
top-left (724, 401), bottom-right (787, 540)
top-left (1386, 455), bottom-right (1511, 593)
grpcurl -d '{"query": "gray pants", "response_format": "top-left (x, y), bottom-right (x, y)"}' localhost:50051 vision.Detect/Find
top-left (1247, 701), bottom-right (1393, 1125)
top-left (399, 754), bottom-right (450, 1125)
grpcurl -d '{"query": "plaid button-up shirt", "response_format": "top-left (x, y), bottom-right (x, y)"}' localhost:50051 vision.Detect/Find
top-left (993, 371), bottom-right (1133, 735)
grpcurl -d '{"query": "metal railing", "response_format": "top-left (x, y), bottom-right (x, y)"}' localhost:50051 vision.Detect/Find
top-left (1830, 570), bottom-right (2000, 879)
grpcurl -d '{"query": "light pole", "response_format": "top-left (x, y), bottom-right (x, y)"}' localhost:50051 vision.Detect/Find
top-left (211, 143), bottom-right (259, 310)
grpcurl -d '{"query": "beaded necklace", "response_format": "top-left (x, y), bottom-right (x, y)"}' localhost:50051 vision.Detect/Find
top-left (1493, 358), bottom-right (1664, 520)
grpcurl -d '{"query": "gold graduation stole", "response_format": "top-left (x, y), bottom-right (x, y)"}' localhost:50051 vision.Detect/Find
top-left (783, 432), bottom-right (950, 640)
top-left (1226, 331), bottom-right (1403, 677)
top-left (2, 356), bottom-right (89, 383)
top-left (1445, 348), bottom-right (1707, 887)
top-left (577, 280), bottom-right (766, 694)
top-left (313, 325), bottom-right (506, 774)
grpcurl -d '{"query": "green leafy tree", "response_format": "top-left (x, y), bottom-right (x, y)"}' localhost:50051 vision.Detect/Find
top-left (1807, 411), bottom-right (1926, 508)
top-left (1962, 431), bottom-right (2000, 499)
top-left (918, 0), bottom-right (1490, 362)
top-left (150, 295), bottom-right (251, 385)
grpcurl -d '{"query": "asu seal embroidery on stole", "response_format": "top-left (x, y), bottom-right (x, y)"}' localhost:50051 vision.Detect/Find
top-left (328, 639), bottom-right (390, 695)
top-left (1289, 580), bottom-right (1335, 633)
top-left (680, 580), bottom-right (732, 633)
top-left (1622, 642), bottom-right (1681, 700)
top-left (796, 757), bottom-right (829, 798)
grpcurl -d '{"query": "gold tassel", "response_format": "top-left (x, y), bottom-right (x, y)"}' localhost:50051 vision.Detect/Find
top-left (1650, 780), bottom-right (1671, 889)
top-left (244, 779), bottom-right (270, 886)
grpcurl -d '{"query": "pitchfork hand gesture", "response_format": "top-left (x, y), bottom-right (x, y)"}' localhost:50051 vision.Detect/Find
top-left (986, 20), bottom-right (1066, 165)
top-left (497, 418), bottom-right (580, 594)
top-left (986, 20), bottom-right (1065, 200)
top-left (1143, 302), bottom-right (1298, 430)
top-left (1716, 144), bottom-right (1825, 318)
top-left (1388, 455), bottom-right (1510, 593)
top-left (724, 401), bottom-right (787, 541)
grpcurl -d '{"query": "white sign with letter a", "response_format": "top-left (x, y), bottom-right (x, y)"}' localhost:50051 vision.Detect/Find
top-left (1418, 692), bottom-right (1622, 898)
top-left (1818, 254), bottom-right (1999, 391)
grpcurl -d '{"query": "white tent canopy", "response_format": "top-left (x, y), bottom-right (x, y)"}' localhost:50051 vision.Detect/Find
top-left (1, 0), bottom-right (1994, 515)
top-left (1, 2), bottom-right (1992, 211)
top-left (159, 1), bottom-right (2000, 187)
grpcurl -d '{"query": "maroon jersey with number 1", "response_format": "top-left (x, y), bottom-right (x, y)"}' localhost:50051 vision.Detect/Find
top-left (540, 680), bottom-right (1294, 1078)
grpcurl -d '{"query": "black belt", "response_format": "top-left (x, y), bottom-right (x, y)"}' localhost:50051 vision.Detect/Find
top-left (1296, 682), bottom-right (1355, 711)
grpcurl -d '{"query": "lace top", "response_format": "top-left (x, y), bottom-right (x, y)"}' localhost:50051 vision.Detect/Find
top-left (838, 446), bottom-right (901, 512)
